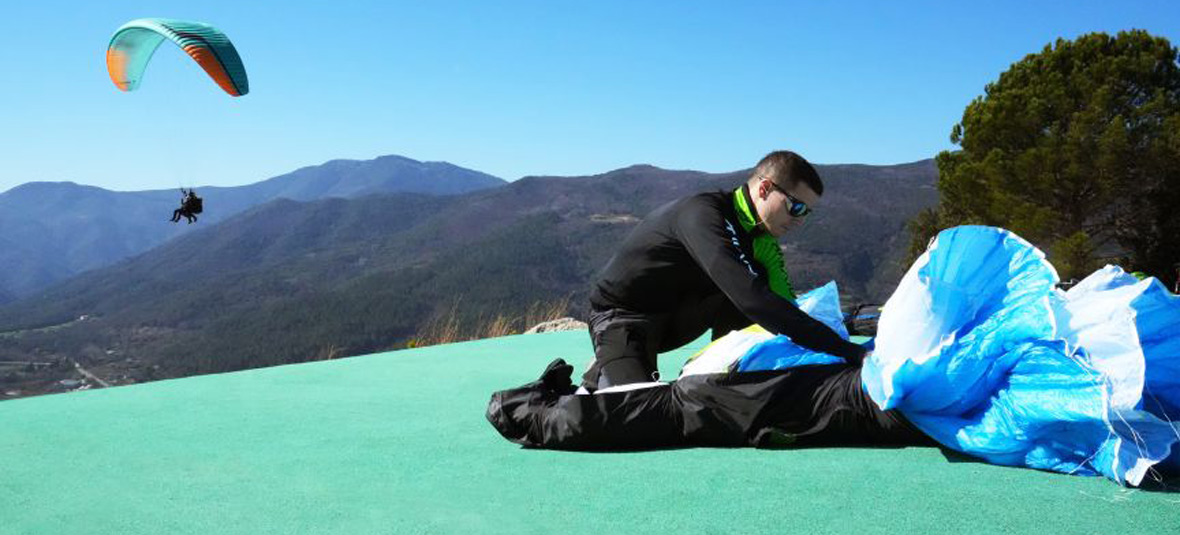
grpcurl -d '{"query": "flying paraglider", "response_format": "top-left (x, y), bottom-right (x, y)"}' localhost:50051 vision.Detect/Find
top-left (107, 18), bottom-right (244, 223)
top-left (170, 188), bottom-right (203, 224)
top-left (107, 18), bottom-right (249, 96)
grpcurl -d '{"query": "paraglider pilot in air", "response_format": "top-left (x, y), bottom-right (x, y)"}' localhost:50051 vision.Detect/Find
top-left (170, 188), bottom-right (203, 224)
top-left (486, 151), bottom-right (926, 451)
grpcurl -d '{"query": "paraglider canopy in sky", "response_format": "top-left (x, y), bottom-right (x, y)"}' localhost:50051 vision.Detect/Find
top-left (107, 18), bottom-right (249, 96)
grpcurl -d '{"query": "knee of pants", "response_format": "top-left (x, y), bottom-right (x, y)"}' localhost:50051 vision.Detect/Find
top-left (599, 358), bottom-right (655, 388)
top-left (590, 326), bottom-right (657, 385)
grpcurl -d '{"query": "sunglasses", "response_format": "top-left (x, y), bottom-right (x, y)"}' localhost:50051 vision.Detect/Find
top-left (764, 179), bottom-right (812, 218)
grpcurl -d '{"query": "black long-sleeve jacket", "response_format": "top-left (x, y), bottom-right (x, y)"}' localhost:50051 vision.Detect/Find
top-left (589, 185), bottom-right (865, 363)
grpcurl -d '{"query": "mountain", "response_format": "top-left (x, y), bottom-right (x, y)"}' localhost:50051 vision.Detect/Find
top-left (0, 160), bottom-right (937, 398)
top-left (0, 155), bottom-right (505, 302)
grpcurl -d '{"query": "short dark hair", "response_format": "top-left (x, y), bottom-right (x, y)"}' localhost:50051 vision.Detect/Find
top-left (750, 151), bottom-right (823, 196)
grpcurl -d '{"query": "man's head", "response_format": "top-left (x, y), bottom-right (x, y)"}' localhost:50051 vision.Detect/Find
top-left (745, 151), bottom-right (823, 237)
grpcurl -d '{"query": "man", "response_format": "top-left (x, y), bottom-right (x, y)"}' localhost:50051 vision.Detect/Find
top-left (582, 150), bottom-right (865, 391)
top-left (486, 151), bottom-right (923, 450)
top-left (170, 188), bottom-right (203, 224)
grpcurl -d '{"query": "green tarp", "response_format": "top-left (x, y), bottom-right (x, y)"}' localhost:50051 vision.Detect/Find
top-left (1, 331), bottom-right (1175, 534)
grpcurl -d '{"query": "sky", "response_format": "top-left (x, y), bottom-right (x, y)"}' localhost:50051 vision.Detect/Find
top-left (1, 1), bottom-right (1178, 192)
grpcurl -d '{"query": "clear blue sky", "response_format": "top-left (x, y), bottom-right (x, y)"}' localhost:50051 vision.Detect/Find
top-left (1, 1), bottom-right (1177, 192)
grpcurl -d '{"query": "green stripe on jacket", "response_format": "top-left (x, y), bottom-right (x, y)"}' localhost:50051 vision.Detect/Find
top-left (733, 185), bottom-right (797, 302)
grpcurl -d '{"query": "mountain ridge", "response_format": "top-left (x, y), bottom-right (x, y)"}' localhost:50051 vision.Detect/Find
top-left (0, 155), bottom-right (506, 301)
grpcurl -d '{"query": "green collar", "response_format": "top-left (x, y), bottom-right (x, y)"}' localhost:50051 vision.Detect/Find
top-left (732, 184), bottom-right (765, 235)
top-left (731, 184), bottom-right (796, 302)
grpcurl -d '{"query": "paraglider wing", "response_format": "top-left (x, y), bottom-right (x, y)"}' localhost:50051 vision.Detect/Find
top-left (107, 18), bottom-right (248, 96)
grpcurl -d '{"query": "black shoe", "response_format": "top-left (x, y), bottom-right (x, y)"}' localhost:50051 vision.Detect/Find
top-left (538, 358), bottom-right (575, 395)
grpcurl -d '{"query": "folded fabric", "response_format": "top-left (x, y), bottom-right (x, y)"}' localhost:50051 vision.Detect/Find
top-left (679, 280), bottom-right (848, 377)
top-left (730, 226), bottom-right (1179, 486)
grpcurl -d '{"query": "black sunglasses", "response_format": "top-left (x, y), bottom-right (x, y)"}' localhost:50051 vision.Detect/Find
top-left (764, 180), bottom-right (812, 217)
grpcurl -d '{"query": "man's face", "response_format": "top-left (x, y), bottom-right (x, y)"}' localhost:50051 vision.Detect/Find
top-left (756, 177), bottom-right (818, 238)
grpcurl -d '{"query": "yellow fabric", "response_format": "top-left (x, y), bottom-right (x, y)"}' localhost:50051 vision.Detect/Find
top-left (683, 324), bottom-right (770, 364)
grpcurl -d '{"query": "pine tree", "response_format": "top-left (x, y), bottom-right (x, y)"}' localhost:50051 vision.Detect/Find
top-left (912, 31), bottom-right (1180, 286)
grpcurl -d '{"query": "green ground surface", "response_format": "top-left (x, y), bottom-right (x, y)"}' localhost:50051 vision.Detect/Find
top-left (1, 331), bottom-right (1176, 535)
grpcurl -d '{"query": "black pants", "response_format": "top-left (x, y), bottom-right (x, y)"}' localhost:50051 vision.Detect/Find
top-left (172, 208), bottom-right (196, 223)
top-left (582, 293), bottom-right (750, 390)
top-left (488, 359), bottom-right (932, 451)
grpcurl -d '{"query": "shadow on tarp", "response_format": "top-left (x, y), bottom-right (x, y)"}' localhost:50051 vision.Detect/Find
top-left (528, 437), bottom-right (1180, 492)
top-left (1136, 475), bottom-right (1180, 493)
top-left (938, 447), bottom-right (1180, 493)
top-left (522, 444), bottom-right (697, 453)
top-left (521, 442), bottom-right (933, 455)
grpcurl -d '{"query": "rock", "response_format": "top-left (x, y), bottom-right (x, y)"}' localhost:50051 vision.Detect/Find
top-left (525, 317), bottom-right (588, 334)
top-left (590, 213), bottom-right (640, 224)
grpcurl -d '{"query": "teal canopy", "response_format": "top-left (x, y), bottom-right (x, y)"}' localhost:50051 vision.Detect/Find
top-left (107, 18), bottom-right (248, 96)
